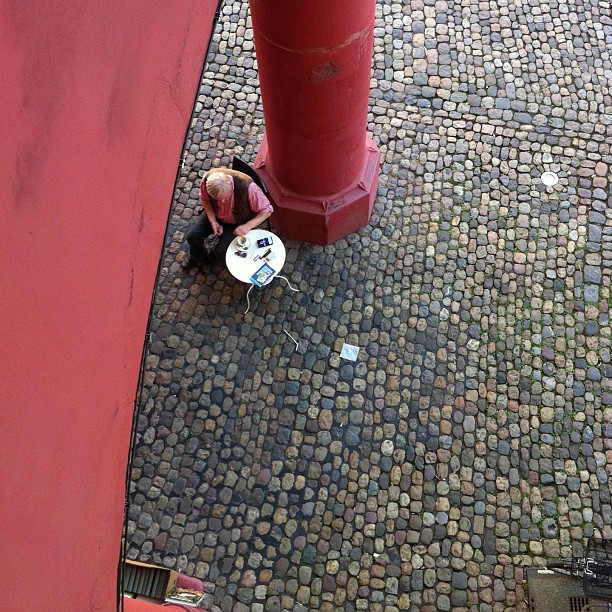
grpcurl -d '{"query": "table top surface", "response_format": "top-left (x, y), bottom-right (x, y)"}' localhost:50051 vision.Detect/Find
top-left (225, 229), bottom-right (286, 284)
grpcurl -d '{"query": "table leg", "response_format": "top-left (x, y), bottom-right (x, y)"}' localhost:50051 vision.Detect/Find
top-left (276, 275), bottom-right (299, 292)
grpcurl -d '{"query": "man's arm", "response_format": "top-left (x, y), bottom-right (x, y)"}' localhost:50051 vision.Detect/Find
top-left (201, 194), bottom-right (223, 236)
top-left (234, 183), bottom-right (273, 236)
top-left (234, 210), bottom-right (272, 236)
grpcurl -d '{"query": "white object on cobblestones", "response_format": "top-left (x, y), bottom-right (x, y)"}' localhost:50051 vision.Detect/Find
top-left (283, 329), bottom-right (299, 350)
top-left (340, 343), bottom-right (359, 361)
top-left (541, 171), bottom-right (559, 186)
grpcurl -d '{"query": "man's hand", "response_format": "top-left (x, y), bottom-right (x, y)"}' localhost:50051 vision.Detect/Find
top-left (234, 224), bottom-right (251, 237)
top-left (211, 221), bottom-right (223, 236)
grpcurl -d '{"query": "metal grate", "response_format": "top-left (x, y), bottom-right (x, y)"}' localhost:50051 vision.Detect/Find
top-left (123, 561), bottom-right (172, 600)
top-left (526, 568), bottom-right (590, 612)
top-left (569, 596), bottom-right (590, 611)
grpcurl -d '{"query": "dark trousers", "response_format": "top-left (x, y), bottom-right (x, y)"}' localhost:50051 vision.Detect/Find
top-left (186, 214), bottom-right (237, 262)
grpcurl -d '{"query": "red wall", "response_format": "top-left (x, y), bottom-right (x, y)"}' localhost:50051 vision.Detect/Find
top-left (0, 2), bottom-right (216, 609)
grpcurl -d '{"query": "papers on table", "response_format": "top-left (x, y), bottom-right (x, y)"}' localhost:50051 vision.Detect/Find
top-left (250, 263), bottom-right (276, 286)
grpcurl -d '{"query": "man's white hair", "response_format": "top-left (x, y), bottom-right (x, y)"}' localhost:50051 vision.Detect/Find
top-left (206, 173), bottom-right (233, 198)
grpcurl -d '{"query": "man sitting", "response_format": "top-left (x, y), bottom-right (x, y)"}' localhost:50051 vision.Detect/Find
top-left (182, 167), bottom-right (273, 270)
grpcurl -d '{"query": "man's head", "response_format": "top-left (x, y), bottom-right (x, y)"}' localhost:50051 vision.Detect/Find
top-left (206, 173), bottom-right (233, 199)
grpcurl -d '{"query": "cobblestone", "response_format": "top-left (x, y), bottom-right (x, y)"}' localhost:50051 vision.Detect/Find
top-left (128, 0), bottom-right (612, 610)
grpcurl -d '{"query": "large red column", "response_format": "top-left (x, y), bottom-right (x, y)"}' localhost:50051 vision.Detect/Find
top-left (250, 0), bottom-right (380, 245)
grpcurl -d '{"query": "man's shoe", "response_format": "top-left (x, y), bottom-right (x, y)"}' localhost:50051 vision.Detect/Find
top-left (181, 256), bottom-right (200, 270)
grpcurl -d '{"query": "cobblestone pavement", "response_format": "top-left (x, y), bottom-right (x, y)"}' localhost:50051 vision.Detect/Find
top-left (127, 0), bottom-right (612, 610)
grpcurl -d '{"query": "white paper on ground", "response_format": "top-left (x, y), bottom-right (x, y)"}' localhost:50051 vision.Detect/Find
top-left (340, 343), bottom-right (359, 361)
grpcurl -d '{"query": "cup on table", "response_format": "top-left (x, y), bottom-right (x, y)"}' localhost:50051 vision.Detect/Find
top-left (236, 236), bottom-right (251, 251)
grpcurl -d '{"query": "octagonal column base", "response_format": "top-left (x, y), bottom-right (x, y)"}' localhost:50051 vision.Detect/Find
top-left (255, 135), bottom-right (380, 246)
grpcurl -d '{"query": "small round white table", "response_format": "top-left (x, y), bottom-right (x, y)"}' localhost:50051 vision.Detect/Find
top-left (225, 229), bottom-right (298, 313)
